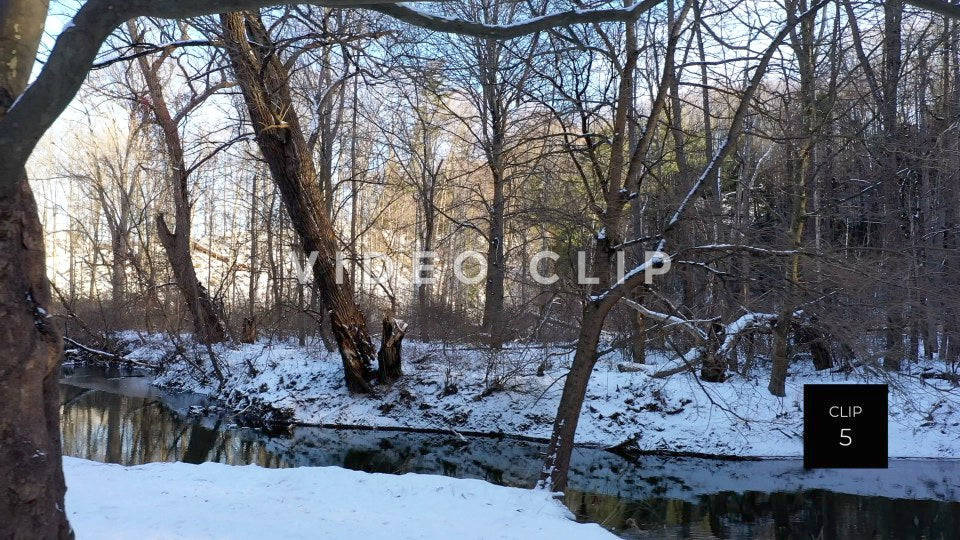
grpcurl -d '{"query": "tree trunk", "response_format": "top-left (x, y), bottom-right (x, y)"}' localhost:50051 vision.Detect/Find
top-left (244, 172), bottom-right (258, 343)
top-left (220, 11), bottom-right (385, 392)
top-left (241, 317), bottom-right (257, 344)
top-left (378, 315), bottom-right (405, 383)
top-left (881, 0), bottom-right (904, 372)
top-left (155, 215), bottom-right (228, 344)
top-left (0, 177), bottom-right (72, 538)
top-left (794, 323), bottom-right (833, 371)
top-left (130, 20), bottom-right (228, 345)
top-left (769, 0), bottom-right (815, 396)
top-left (479, 36), bottom-right (507, 348)
top-left (540, 0), bottom-right (659, 491)
top-left (700, 321), bottom-right (727, 382)
top-left (0, 1), bottom-right (72, 535)
top-left (538, 301), bottom-right (610, 491)
top-left (884, 316), bottom-right (904, 371)
top-left (482, 148), bottom-right (507, 347)
top-left (630, 306), bottom-right (646, 363)
top-left (110, 229), bottom-right (126, 313)
top-left (417, 227), bottom-right (434, 343)
top-left (768, 316), bottom-right (791, 396)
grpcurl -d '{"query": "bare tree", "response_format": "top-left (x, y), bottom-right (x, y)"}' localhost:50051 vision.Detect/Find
top-left (127, 19), bottom-right (231, 346)
top-left (218, 10), bottom-right (397, 391)
top-left (538, 0), bottom-right (831, 491)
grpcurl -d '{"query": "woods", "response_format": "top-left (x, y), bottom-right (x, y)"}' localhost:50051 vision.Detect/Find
top-left (4, 0), bottom-right (960, 536)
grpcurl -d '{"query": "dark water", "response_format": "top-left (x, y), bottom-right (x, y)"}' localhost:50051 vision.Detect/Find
top-left (60, 365), bottom-right (960, 539)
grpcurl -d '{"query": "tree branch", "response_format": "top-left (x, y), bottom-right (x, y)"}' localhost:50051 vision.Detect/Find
top-left (363, 0), bottom-right (663, 39)
top-left (92, 39), bottom-right (216, 69)
top-left (591, 0), bottom-right (831, 307)
top-left (904, 0), bottom-right (960, 20)
top-left (0, 0), bottom-right (678, 195)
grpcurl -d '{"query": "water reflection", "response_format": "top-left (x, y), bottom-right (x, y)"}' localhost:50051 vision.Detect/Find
top-left (61, 385), bottom-right (283, 467)
top-left (59, 367), bottom-right (960, 539)
top-left (574, 490), bottom-right (960, 539)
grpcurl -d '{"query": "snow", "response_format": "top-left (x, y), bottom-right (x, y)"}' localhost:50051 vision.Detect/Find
top-left (56, 380), bottom-right (960, 506)
top-left (119, 334), bottom-right (960, 460)
top-left (718, 312), bottom-right (777, 354)
top-left (64, 457), bottom-right (613, 539)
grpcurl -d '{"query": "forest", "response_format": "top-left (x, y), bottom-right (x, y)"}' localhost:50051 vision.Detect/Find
top-left (2, 0), bottom-right (960, 538)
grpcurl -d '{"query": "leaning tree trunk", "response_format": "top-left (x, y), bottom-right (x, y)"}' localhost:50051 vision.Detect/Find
top-left (538, 301), bottom-right (611, 491)
top-left (0, 1), bottom-right (72, 536)
top-left (539, 0), bottom-right (806, 489)
top-left (155, 215), bottom-right (228, 344)
top-left (130, 21), bottom-right (228, 345)
top-left (539, 2), bottom-right (644, 491)
top-left (220, 11), bottom-right (401, 392)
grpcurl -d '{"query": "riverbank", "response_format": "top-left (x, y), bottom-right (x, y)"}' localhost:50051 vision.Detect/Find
top-left (63, 457), bottom-right (612, 539)
top-left (117, 334), bottom-right (960, 459)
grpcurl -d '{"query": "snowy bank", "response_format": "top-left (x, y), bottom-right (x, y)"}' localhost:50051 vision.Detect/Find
top-left (126, 336), bottom-right (960, 459)
top-left (64, 457), bottom-right (613, 539)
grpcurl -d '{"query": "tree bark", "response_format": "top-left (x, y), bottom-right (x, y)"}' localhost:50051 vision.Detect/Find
top-left (700, 321), bottom-right (727, 382)
top-left (0, 177), bottom-right (72, 538)
top-left (155, 215), bottom-right (228, 344)
top-left (378, 315), bottom-right (405, 383)
top-left (794, 322), bottom-right (833, 370)
top-left (537, 301), bottom-right (611, 491)
top-left (479, 36), bottom-right (507, 348)
top-left (769, 0), bottom-right (815, 396)
top-left (630, 307), bottom-right (646, 363)
top-left (0, 1), bottom-right (72, 536)
top-left (244, 172), bottom-right (258, 344)
top-left (219, 11), bottom-right (381, 392)
top-left (417, 225), bottom-right (435, 342)
top-left (130, 20), bottom-right (228, 345)
top-left (881, 0), bottom-right (905, 372)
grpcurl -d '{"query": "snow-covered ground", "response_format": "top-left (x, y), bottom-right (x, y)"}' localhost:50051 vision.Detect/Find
top-left (64, 457), bottom-right (612, 539)
top-left (120, 334), bottom-right (960, 458)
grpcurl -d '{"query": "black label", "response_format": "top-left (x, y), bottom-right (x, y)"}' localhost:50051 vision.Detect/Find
top-left (803, 384), bottom-right (888, 468)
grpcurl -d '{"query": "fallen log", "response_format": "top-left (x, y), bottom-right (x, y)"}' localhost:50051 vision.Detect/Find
top-left (63, 337), bottom-right (153, 368)
top-left (920, 372), bottom-right (960, 383)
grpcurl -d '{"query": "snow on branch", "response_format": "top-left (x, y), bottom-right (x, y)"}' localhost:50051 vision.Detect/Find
top-left (622, 298), bottom-right (778, 354)
top-left (621, 298), bottom-right (707, 341)
top-left (620, 301), bottom-right (780, 377)
top-left (64, 337), bottom-right (153, 367)
top-left (717, 313), bottom-right (777, 356)
top-left (687, 244), bottom-right (804, 256)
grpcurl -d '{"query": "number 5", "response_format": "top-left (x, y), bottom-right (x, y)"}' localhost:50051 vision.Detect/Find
top-left (839, 428), bottom-right (852, 447)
